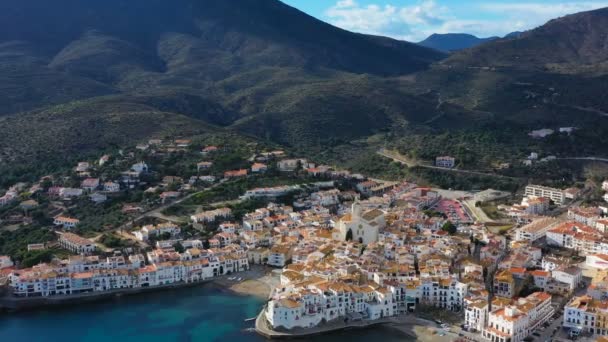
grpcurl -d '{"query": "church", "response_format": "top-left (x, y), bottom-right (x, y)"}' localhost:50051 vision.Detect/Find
top-left (332, 202), bottom-right (385, 245)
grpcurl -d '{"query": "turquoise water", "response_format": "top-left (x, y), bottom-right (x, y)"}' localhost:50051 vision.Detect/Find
top-left (0, 286), bottom-right (413, 342)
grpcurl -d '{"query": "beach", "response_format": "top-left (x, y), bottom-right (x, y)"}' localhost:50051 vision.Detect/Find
top-left (212, 265), bottom-right (280, 299)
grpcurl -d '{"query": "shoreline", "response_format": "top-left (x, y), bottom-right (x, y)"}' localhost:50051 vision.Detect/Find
top-left (0, 278), bottom-right (213, 313)
top-left (0, 265), bottom-right (276, 313)
top-left (254, 308), bottom-right (459, 341)
top-left (1, 266), bottom-right (462, 341)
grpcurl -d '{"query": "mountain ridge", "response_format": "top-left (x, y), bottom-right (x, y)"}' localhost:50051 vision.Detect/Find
top-left (0, 0), bottom-right (607, 173)
top-left (418, 33), bottom-right (498, 52)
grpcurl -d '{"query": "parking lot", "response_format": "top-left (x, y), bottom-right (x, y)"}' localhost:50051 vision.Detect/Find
top-left (431, 199), bottom-right (472, 223)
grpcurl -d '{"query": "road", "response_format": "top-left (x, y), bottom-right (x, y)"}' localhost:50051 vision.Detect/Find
top-left (112, 182), bottom-right (229, 247)
top-left (534, 311), bottom-right (562, 342)
top-left (378, 149), bottom-right (521, 180)
top-left (556, 157), bottom-right (608, 163)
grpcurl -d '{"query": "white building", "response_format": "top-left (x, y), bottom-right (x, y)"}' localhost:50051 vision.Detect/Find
top-left (421, 277), bottom-right (468, 312)
top-left (59, 233), bottom-right (96, 255)
top-left (59, 188), bottom-right (84, 199)
top-left (524, 185), bottom-right (566, 205)
top-left (529, 129), bottom-right (554, 139)
top-left (568, 207), bottom-right (602, 227)
top-left (465, 299), bottom-right (488, 332)
top-left (8, 245), bottom-right (249, 298)
top-left (267, 245), bottom-right (293, 267)
top-left (190, 208), bottom-right (232, 223)
top-left (332, 202), bottom-right (385, 245)
top-left (435, 156), bottom-right (456, 168)
top-left (53, 216), bottom-right (80, 229)
top-left (552, 266), bottom-right (582, 291)
top-left (103, 182), bottom-right (120, 193)
top-left (133, 223), bottom-right (180, 241)
top-left (0, 255), bottom-right (13, 269)
top-left (564, 295), bottom-right (608, 338)
top-left (514, 217), bottom-right (561, 242)
top-left (483, 292), bottom-right (553, 342)
top-left (277, 159), bottom-right (309, 172)
top-left (241, 186), bottom-right (298, 200)
top-left (311, 189), bottom-right (340, 207)
top-left (131, 162), bottom-right (149, 175)
top-left (546, 221), bottom-right (608, 256)
top-left (265, 283), bottom-right (397, 331)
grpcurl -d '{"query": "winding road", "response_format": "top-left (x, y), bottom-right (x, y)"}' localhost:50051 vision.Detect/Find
top-left (377, 149), bottom-right (521, 180)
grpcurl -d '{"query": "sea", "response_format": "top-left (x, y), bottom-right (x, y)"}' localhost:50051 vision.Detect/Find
top-left (0, 285), bottom-right (414, 342)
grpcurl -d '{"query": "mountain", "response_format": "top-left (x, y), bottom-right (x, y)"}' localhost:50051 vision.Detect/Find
top-left (504, 31), bottom-right (524, 39)
top-left (2, 0), bottom-right (608, 181)
top-left (410, 7), bottom-right (608, 155)
top-left (445, 8), bottom-right (608, 69)
top-left (0, 0), bottom-right (451, 168)
top-left (418, 33), bottom-right (498, 52)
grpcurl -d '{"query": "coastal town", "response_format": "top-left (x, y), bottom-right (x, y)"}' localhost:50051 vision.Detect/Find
top-left (1, 137), bottom-right (608, 342)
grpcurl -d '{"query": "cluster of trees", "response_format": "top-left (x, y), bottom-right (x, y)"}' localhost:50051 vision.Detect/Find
top-left (99, 233), bottom-right (130, 248)
top-left (20, 249), bottom-right (54, 268)
top-left (0, 226), bottom-right (55, 259)
top-left (441, 221), bottom-right (457, 235)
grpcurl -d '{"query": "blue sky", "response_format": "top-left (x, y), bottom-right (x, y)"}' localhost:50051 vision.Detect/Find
top-left (282, 0), bottom-right (608, 41)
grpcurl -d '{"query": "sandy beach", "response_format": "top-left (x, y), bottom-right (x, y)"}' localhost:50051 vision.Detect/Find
top-left (212, 265), bottom-right (280, 299)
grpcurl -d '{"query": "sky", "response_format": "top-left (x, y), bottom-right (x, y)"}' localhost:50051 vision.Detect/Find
top-left (282, 0), bottom-right (608, 41)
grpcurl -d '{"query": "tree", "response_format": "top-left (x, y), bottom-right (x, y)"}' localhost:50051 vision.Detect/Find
top-left (442, 221), bottom-right (457, 235)
top-left (173, 242), bottom-right (185, 253)
top-left (21, 250), bottom-right (53, 268)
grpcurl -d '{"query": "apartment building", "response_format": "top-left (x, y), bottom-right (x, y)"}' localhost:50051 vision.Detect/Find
top-left (59, 233), bottom-right (96, 255)
top-left (524, 185), bottom-right (566, 205)
top-left (483, 292), bottom-right (553, 342)
top-left (564, 295), bottom-right (608, 337)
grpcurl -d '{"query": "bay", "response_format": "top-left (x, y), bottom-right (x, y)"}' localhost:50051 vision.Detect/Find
top-left (0, 285), bottom-right (414, 342)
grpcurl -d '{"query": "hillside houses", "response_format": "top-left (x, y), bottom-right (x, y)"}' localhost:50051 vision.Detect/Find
top-left (191, 208), bottom-right (232, 224)
top-left (133, 223), bottom-right (180, 241)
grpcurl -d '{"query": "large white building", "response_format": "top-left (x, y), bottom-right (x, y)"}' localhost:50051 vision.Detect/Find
top-left (59, 233), bottom-right (96, 255)
top-left (514, 217), bottom-right (561, 242)
top-left (332, 202), bottom-right (384, 245)
top-left (524, 185), bottom-right (566, 205)
top-left (552, 266), bottom-right (582, 291)
top-left (546, 221), bottom-right (608, 256)
top-left (483, 292), bottom-right (553, 342)
top-left (564, 295), bottom-right (608, 338)
top-left (465, 299), bottom-right (489, 332)
top-left (267, 245), bottom-right (293, 267)
top-left (420, 277), bottom-right (468, 312)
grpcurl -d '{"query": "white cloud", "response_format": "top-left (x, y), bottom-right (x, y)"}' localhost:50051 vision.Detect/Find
top-left (478, 2), bottom-right (608, 33)
top-left (480, 2), bottom-right (608, 16)
top-left (324, 1), bottom-right (608, 41)
top-left (325, 0), bottom-right (447, 40)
